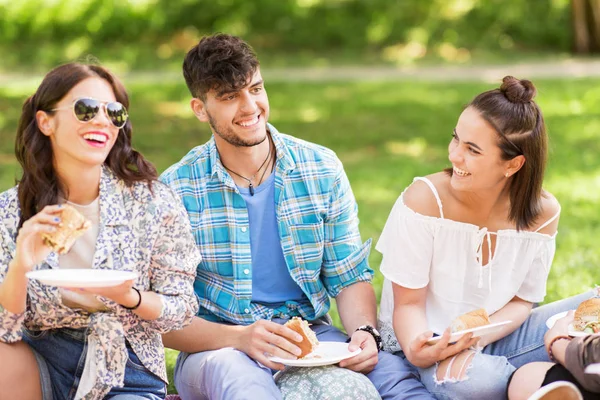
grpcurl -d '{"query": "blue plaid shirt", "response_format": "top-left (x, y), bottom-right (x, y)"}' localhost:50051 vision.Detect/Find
top-left (160, 124), bottom-right (373, 325)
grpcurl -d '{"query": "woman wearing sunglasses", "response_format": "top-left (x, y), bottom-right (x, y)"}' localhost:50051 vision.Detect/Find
top-left (0, 63), bottom-right (200, 399)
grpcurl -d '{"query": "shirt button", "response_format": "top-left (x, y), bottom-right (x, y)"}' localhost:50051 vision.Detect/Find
top-left (243, 269), bottom-right (250, 275)
top-left (244, 308), bottom-right (250, 314)
top-left (241, 226), bottom-right (247, 232)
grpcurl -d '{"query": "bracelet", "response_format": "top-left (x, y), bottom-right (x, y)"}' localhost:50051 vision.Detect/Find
top-left (548, 335), bottom-right (571, 362)
top-left (122, 287), bottom-right (142, 310)
top-left (346, 325), bottom-right (383, 352)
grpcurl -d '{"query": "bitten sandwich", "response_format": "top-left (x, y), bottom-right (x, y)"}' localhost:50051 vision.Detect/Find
top-left (574, 298), bottom-right (600, 333)
top-left (450, 308), bottom-right (491, 333)
top-left (284, 317), bottom-right (320, 358)
top-left (41, 204), bottom-right (91, 254)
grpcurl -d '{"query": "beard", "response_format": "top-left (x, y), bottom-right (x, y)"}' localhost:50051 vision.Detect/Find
top-left (207, 111), bottom-right (267, 148)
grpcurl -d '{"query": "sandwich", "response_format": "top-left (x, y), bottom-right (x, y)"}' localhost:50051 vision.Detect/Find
top-left (573, 298), bottom-right (600, 333)
top-left (450, 308), bottom-right (491, 333)
top-left (284, 317), bottom-right (319, 358)
top-left (41, 204), bottom-right (91, 255)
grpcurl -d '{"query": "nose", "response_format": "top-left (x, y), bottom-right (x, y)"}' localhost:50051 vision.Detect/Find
top-left (448, 142), bottom-right (463, 164)
top-left (239, 92), bottom-right (257, 114)
top-left (91, 104), bottom-right (112, 127)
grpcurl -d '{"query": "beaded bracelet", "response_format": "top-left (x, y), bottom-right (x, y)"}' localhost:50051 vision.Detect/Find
top-left (547, 335), bottom-right (572, 362)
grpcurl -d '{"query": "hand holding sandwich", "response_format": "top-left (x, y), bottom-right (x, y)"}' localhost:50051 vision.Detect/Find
top-left (237, 319), bottom-right (304, 370)
top-left (544, 310), bottom-right (574, 365)
top-left (408, 328), bottom-right (479, 368)
top-left (11, 205), bottom-right (65, 273)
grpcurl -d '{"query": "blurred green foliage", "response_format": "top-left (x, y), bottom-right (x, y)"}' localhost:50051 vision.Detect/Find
top-left (1, 76), bottom-right (599, 393)
top-left (0, 0), bottom-right (574, 71)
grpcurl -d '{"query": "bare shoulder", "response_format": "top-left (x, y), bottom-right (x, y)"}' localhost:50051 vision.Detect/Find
top-left (402, 172), bottom-right (446, 218)
top-left (534, 190), bottom-right (561, 234)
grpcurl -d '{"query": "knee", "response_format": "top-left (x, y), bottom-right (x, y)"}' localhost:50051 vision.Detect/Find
top-left (507, 363), bottom-right (552, 400)
top-left (433, 352), bottom-right (513, 398)
top-left (204, 348), bottom-right (257, 377)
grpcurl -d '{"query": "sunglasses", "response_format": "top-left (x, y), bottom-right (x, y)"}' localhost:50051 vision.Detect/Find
top-left (51, 97), bottom-right (128, 129)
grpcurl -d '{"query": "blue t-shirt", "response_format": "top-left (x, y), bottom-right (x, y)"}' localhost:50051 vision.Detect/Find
top-left (238, 171), bottom-right (307, 306)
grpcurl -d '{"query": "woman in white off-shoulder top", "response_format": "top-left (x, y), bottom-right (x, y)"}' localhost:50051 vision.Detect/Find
top-left (377, 76), bottom-right (595, 400)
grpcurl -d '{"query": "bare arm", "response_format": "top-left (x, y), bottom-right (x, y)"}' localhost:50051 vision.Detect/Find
top-left (336, 281), bottom-right (377, 334)
top-left (163, 316), bottom-right (304, 371)
top-left (478, 296), bottom-right (532, 348)
top-left (335, 281), bottom-right (380, 373)
top-left (393, 283), bottom-right (477, 368)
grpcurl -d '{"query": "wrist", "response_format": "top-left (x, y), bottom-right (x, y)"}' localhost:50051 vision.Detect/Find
top-left (547, 335), bottom-right (571, 363)
top-left (351, 324), bottom-right (383, 352)
top-left (120, 287), bottom-right (142, 310)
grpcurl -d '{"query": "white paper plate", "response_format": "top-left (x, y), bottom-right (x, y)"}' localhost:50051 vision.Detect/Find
top-left (585, 363), bottom-right (600, 375)
top-left (545, 311), bottom-right (572, 329)
top-left (269, 341), bottom-right (361, 367)
top-left (426, 320), bottom-right (513, 345)
top-left (26, 269), bottom-right (138, 288)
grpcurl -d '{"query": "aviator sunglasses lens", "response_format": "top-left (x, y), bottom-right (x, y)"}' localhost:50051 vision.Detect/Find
top-left (106, 102), bottom-right (128, 128)
top-left (73, 98), bottom-right (128, 128)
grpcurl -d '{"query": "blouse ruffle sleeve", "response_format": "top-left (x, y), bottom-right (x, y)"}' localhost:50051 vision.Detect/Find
top-left (0, 218), bottom-right (26, 343)
top-left (516, 237), bottom-right (555, 303)
top-left (144, 190), bottom-right (201, 333)
top-left (376, 196), bottom-right (436, 289)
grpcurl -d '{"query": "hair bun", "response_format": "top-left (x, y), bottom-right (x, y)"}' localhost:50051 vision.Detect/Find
top-left (500, 76), bottom-right (536, 103)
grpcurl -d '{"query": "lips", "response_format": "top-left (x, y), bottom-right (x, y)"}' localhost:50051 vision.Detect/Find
top-left (453, 166), bottom-right (471, 177)
top-left (236, 114), bottom-right (260, 127)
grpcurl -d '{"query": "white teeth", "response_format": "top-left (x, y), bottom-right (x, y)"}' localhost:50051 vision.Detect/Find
top-left (238, 116), bottom-right (259, 127)
top-left (83, 133), bottom-right (107, 143)
top-left (453, 167), bottom-right (471, 177)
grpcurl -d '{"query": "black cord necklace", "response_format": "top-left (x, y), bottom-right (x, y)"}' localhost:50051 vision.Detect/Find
top-left (221, 139), bottom-right (272, 196)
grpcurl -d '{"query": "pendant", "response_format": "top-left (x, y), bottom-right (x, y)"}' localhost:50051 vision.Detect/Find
top-left (249, 183), bottom-right (254, 196)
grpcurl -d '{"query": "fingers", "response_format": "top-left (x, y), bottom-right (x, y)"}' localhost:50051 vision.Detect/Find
top-left (243, 321), bottom-right (302, 361)
top-left (440, 332), bottom-right (475, 360)
top-left (339, 340), bottom-right (378, 372)
top-left (410, 330), bottom-right (434, 352)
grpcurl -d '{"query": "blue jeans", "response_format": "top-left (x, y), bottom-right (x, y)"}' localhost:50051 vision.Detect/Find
top-left (174, 318), bottom-right (435, 400)
top-left (22, 327), bottom-right (166, 400)
top-left (412, 291), bottom-right (595, 400)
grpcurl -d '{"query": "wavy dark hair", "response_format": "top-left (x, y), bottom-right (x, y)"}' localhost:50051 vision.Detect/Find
top-left (451, 76), bottom-right (547, 231)
top-left (183, 33), bottom-right (260, 100)
top-left (15, 62), bottom-right (157, 228)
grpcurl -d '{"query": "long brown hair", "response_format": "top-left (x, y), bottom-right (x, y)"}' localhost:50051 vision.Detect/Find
top-left (468, 76), bottom-right (547, 231)
top-left (15, 63), bottom-right (157, 228)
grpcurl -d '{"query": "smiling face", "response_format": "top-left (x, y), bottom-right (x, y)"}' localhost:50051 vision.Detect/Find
top-left (192, 68), bottom-right (269, 148)
top-left (37, 77), bottom-right (120, 171)
top-left (448, 106), bottom-right (521, 193)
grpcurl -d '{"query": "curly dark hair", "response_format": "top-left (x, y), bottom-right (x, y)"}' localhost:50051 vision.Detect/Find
top-left (15, 62), bottom-right (157, 228)
top-left (452, 76), bottom-right (548, 231)
top-left (182, 33), bottom-right (260, 100)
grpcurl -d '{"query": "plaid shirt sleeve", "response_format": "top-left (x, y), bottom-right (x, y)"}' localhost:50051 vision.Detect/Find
top-left (321, 159), bottom-right (373, 298)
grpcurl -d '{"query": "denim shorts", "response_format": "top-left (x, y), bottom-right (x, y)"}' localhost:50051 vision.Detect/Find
top-left (22, 327), bottom-right (166, 400)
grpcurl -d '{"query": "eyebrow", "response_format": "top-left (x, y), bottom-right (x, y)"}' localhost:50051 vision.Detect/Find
top-left (216, 79), bottom-right (264, 98)
top-left (454, 129), bottom-right (483, 151)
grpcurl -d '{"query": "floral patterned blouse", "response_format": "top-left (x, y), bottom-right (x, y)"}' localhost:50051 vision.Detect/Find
top-left (0, 167), bottom-right (201, 399)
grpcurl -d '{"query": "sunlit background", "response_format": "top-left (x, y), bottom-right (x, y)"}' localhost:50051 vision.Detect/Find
top-left (1, 0), bottom-right (599, 393)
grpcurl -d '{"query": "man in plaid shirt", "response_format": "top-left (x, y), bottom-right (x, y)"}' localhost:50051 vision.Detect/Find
top-left (161, 33), bottom-right (434, 399)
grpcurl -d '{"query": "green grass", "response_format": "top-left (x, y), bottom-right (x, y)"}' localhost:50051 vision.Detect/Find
top-left (1, 78), bottom-right (599, 393)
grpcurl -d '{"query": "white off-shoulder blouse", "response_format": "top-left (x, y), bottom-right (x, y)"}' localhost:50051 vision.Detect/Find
top-left (377, 177), bottom-right (560, 352)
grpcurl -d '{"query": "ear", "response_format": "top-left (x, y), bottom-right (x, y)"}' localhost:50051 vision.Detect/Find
top-left (190, 98), bottom-right (208, 122)
top-left (505, 155), bottom-right (525, 178)
top-left (36, 110), bottom-right (54, 137)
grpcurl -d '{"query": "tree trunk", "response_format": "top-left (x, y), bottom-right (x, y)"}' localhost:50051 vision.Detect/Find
top-left (572, 0), bottom-right (600, 53)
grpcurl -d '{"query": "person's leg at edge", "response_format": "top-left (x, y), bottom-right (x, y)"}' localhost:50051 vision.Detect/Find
top-left (484, 289), bottom-right (596, 368)
top-left (312, 322), bottom-right (436, 399)
top-left (0, 341), bottom-right (44, 399)
top-left (174, 347), bottom-right (282, 400)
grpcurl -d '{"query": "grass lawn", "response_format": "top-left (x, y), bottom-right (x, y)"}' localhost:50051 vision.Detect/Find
top-left (1, 77), bottom-right (599, 393)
